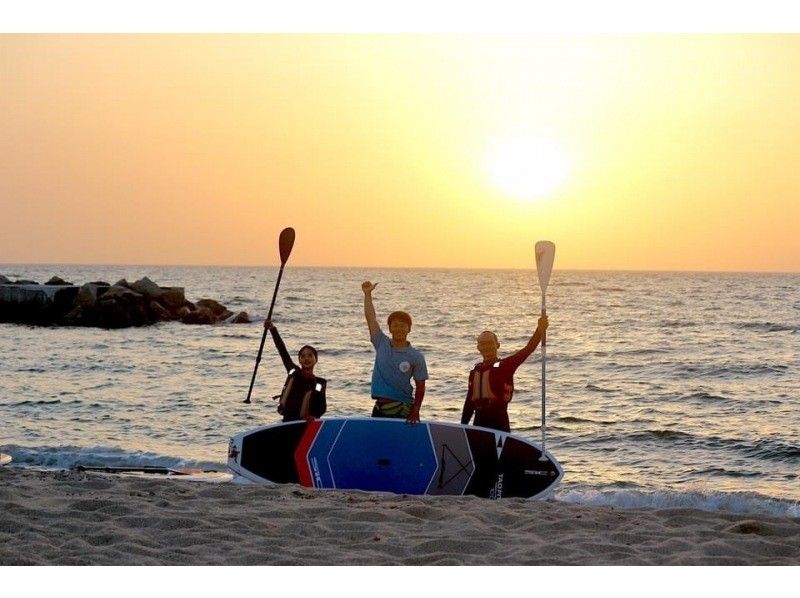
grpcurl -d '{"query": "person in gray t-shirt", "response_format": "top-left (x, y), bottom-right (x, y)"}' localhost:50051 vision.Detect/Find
top-left (361, 281), bottom-right (428, 424)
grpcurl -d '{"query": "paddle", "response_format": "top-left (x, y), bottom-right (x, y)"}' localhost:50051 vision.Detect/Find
top-left (535, 241), bottom-right (555, 459)
top-left (76, 465), bottom-right (197, 476)
top-left (244, 227), bottom-right (296, 404)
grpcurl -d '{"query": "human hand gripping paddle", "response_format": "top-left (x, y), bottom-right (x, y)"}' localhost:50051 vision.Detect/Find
top-left (243, 227), bottom-right (296, 404)
top-left (535, 241), bottom-right (555, 460)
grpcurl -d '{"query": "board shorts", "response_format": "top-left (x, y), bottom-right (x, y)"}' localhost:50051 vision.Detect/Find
top-left (371, 399), bottom-right (411, 419)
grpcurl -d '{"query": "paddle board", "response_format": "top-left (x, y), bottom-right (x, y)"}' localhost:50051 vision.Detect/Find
top-left (74, 465), bottom-right (233, 483)
top-left (0, 453), bottom-right (11, 466)
top-left (228, 417), bottom-right (563, 499)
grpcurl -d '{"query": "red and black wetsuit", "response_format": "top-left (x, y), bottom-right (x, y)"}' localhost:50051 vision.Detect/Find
top-left (269, 326), bottom-right (327, 422)
top-left (460, 343), bottom-right (537, 433)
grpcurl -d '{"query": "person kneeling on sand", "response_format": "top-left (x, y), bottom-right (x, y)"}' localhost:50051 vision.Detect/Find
top-left (263, 319), bottom-right (327, 422)
top-left (361, 281), bottom-right (428, 424)
top-left (460, 315), bottom-right (548, 433)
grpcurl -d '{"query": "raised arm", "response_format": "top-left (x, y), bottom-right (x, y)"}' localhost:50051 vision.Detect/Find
top-left (264, 319), bottom-right (295, 372)
top-left (361, 281), bottom-right (380, 339)
top-left (505, 314), bottom-right (549, 370)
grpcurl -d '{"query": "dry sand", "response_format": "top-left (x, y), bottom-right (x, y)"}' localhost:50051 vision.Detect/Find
top-left (1, 467), bottom-right (799, 566)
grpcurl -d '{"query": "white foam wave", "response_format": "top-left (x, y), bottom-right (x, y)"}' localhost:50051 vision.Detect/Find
top-left (4, 445), bottom-right (225, 472)
top-left (556, 487), bottom-right (800, 518)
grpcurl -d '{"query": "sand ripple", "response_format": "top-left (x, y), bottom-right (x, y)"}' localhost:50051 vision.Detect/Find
top-left (1, 468), bottom-right (799, 566)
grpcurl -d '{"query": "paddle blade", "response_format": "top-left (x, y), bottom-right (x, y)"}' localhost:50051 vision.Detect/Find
top-left (279, 227), bottom-right (296, 265)
top-left (535, 241), bottom-right (556, 292)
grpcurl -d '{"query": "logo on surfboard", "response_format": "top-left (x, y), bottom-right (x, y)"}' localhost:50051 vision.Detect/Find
top-left (489, 473), bottom-right (504, 499)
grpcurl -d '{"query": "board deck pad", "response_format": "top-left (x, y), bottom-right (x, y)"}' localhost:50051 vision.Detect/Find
top-left (229, 417), bottom-right (563, 499)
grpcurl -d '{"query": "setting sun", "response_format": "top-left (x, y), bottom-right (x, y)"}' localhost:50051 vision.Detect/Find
top-left (2, 35), bottom-right (800, 271)
top-left (485, 136), bottom-right (571, 202)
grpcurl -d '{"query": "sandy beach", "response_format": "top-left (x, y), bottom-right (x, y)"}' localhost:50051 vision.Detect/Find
top-left (1, 467), bottom-right (798, 566)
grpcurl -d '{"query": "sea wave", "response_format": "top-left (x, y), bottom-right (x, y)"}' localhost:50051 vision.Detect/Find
top-left (740, 322), bottom-right (799, 333)
top-left (736, 438), bottom-right (800, 463)
top-left (617, 348), bottom-right (671, 355)
top-left (659, 320), bottom-right (699, 327)
top-left (556, 415), bottom-right (616, 425)
top-left (556, 487), bottom-right (800, 518)
top-left (1, 444), bottom-right (224, 472)
top-left (694, 467), bottom-right (762, 478)
top-left (680, 363), bottom-right (790, 379)
top-left (9, 398), bottom-right (85, 407)
top-left (622, 430), bottom-right (800, 463)
top-left (585, 384), bottom-right (617, 394)
top-left (681, 391), bottom-right (734, 403)
top-left (628, 429), bottom-right (694, 441)
top-left (3, 266), bottom-right (798, 504)
top-left (2, 445), bottom-right (799, 518)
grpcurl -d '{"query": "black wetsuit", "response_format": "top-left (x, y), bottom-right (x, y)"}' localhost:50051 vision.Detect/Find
top-left (269, 326), bottom-right (327, 422)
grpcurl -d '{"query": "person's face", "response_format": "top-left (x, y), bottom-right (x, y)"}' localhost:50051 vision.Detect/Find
top-left (389, 319), bottom-right (410, 341)
top-left (476, 331), bottom-right (499, 360)
top-left (298, 348), bottom-right (317, 369)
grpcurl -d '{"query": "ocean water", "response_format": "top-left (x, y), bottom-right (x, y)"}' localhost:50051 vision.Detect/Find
top-left (1, 265), bottom-right (798, 517)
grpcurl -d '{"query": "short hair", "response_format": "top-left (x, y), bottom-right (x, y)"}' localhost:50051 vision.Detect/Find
top-left (387, 311), bottom-right (412, 328)
top-left (298, 345), bottom-right (318, 360)
top-left (478, 331), bottom-right (498, 343)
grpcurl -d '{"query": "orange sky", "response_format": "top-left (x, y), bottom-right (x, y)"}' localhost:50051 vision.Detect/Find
top-left (1, 34), bottom-right (799, 271)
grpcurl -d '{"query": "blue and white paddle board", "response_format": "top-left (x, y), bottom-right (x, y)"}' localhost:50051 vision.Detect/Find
top-left (228, 417), bottom-right (563, 499)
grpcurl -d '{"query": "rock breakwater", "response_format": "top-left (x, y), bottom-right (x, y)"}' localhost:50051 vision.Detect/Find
top-left (0, 275), bottom-right (250, 328)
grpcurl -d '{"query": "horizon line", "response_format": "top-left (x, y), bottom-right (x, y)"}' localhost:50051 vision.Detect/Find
top-left (1, 262), bottom-right (798, 276)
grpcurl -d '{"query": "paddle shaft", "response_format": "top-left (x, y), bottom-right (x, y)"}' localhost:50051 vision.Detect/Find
top-left (76, 465), bottom-right (187, 475)
top-left (540, 294), bottom-right (547, 455)
top-left (244, 262), bottom-right (287, 403)
top-left (534, 240), bottom-right (554, 461)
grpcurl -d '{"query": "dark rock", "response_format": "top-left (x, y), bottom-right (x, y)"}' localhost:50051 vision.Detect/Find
top-left (196, 298), bottom-right (227, 317)
top-left (230, 311), bottom-right (250, 324)
top-left (181, 306), bottom-right (215, 325)
top-left (76, 283), bottom-right (101, 309)
top-left (1, 284), bottom-right (78, 324)
top-left (160, 287), bottom-right (186, 309)
top-left (94, 285), bottom-right (149, 328)
top-left (2, 276), bottom-right (238, 328)
top-left (45, 276), bottom-right (72, 286)
top-left (131, 277), bottom-right (163, 299)
top-left (62, 306), bottom-right (85, 325)
top-left (95, 301), bottom-right (134, 328)
top-left (102, 284), bottom-right (142, 301)
top-left (96, 295), bottom-right (151, 328)
top-left (147, 300), bottom-right (172, 321)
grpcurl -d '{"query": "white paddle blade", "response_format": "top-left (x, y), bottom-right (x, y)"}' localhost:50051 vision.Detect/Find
top-left (535, 241), bottom-right (556, 292)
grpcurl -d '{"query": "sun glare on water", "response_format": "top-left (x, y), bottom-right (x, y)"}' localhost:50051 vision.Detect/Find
top-left (485, 136), bottom-right (571, 202)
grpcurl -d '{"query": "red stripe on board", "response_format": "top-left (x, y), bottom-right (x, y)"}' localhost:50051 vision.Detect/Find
top-left (294, 420), bottom-right (323, 487)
